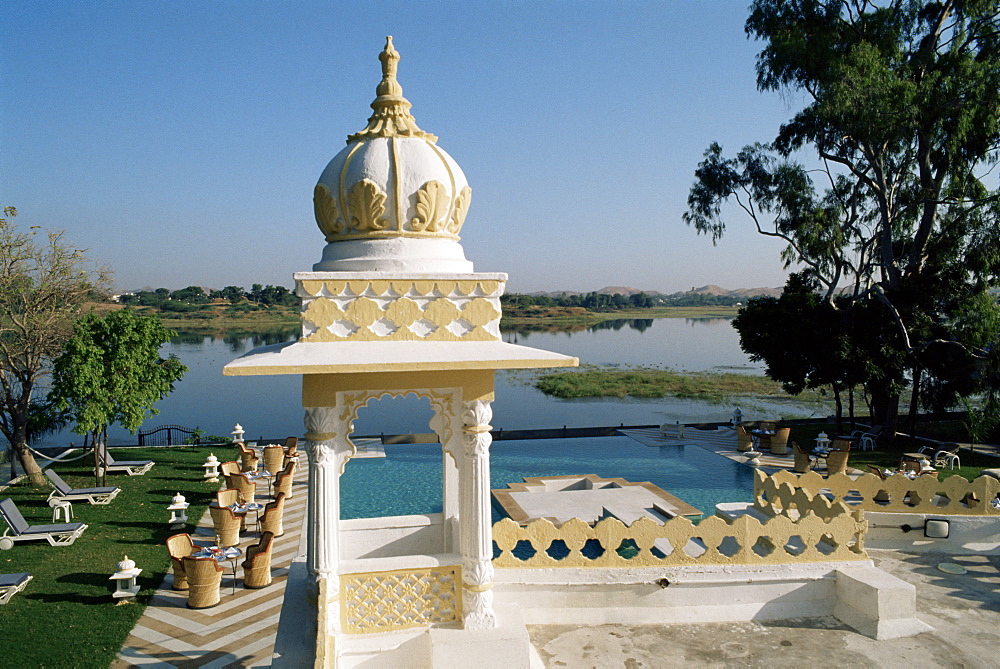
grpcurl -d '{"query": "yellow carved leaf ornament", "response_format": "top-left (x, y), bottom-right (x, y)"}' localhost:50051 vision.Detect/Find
top-left (347, 179), bottom-right (388, 232)
top-left (313, 184), bottom-right (345, 238)
top-left (410, 181), bottom-right (450, 232)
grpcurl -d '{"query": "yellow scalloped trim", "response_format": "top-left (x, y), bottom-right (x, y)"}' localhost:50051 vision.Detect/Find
top-left (300, 280), bottom-right (326, 297)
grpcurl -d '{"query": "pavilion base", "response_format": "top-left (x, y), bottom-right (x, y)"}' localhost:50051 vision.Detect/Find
top-left (334, 604), bottom-right (534, 669)
top-left (492, 561), bottom-right (931, 642)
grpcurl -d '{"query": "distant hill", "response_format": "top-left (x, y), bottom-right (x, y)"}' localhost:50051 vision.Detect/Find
top-left (528, 285), bottom-right (781, 300)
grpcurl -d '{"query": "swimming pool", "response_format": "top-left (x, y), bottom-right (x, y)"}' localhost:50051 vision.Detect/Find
top-left (340, 435), bottom-right (755, 522)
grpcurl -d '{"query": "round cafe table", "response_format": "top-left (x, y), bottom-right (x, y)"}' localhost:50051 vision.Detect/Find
top-left (194, 546), bottom-right (243, 593)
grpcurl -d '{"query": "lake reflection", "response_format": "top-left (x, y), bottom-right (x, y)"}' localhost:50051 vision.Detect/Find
top-left (503, 317), bottom-right (760, 373)
top-left (33, 318), bottom-right (825, 448)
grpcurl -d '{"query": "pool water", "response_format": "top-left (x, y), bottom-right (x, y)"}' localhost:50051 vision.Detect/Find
top-left (340, 435), bottom-right (755, 522)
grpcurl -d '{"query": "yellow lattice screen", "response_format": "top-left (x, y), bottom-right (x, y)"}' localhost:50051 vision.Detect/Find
top-left (340, 565), bottom-right (462, 634)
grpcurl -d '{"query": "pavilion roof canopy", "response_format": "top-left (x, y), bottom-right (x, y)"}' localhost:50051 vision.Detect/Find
top-left (222, 340), bottom-right (577, 376)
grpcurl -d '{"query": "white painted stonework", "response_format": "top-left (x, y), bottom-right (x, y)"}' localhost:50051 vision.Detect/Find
top-left (314, 237), bottom-right (473, 273)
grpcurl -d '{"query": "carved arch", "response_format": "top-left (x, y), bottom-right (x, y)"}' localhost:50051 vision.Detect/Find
top-left (335, 387), bottom-right (462, 471)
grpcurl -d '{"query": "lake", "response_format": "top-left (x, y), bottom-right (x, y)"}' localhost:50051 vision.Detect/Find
top-left (31, 317), bottom-right (828, 448)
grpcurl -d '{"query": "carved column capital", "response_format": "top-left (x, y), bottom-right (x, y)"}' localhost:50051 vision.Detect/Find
top-left (462, 399), bottom-right (493, 458)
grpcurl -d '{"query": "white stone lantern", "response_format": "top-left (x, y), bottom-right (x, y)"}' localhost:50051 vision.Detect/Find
top-left (167, 492), bottom-right (189, 527)
top-left (231, 424), bottom-right (245, 443)
top-left (110, 555), bottom-right (141, 600)
top-left (815, 432), bottom-right (831, 450)
top-left (732, 408), bottom-right (743, 425)
top-left (202, 453), bottom-right (220, 482)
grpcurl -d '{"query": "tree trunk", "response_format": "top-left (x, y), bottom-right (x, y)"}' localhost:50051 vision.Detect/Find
top-left (13, 439), bottom-right (43, 486)
top-left (833, 383), bottom-right (844, 433)
top-left (848, 386), bottom-right (856, 427)
top-left (870, 387), bottom-right (901, 441)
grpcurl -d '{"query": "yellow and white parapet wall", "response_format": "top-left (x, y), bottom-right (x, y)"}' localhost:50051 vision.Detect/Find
top-left (223, 271), bottom-right (577, 376)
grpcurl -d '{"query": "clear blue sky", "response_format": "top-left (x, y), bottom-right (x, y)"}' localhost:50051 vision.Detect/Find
top-left (3, 1), bottom-right (804, 294)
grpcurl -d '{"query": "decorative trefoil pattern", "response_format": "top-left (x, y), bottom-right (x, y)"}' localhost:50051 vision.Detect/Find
top-left (298, 279), bottom-right (503, 342)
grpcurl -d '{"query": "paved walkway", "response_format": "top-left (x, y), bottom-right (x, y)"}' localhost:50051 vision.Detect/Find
top-left (621, 425), bottom-right (812, 474)
top-left (114, 459), bottom-right (309, 668)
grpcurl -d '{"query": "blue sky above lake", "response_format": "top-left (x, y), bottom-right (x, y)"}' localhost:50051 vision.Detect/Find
top-left (3, 1), bottom-right (804, 294)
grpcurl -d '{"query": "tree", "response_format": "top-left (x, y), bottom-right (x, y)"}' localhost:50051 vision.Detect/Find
top-left (685, 0), bottom-right (1000, 432)
top-left (49, 308), bottom-right (186, 484)
top-left (733, 272), bottom-right (875, 428)
top-left (0, 207), bottom-right (111, 484)
top-left (219, 285), bottom-right (244, 304)
top-left (169, 285), bottom-right (208, 303)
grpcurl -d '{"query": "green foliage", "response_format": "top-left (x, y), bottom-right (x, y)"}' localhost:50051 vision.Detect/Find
top-left (535, 367), bottom-right (809, 402)
top-left (49, 309), bottom-right (187, 439)
top-left (0, 206), bottom-right (111, 480)
top-left (685, 1), bottom-right (1000, 427)
top-left (963, 397), bottom-right (1000, 444)
top-left (168, 285), bottom-right (208, 303)
top-left (247, 283), bottom-right (297, 306)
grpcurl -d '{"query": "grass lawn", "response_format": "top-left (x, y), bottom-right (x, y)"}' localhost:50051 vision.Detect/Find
top-left (536, 367), bottom-right (831, 406)
top-left (0, 445), bottom-right (221, 668)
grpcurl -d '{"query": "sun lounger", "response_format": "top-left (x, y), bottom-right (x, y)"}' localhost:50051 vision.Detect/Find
top-left (0, 572), bottom-right (32, 604)
top-left (97, 445), bottom-right (154, 476)
top-left (0, 497), bottom-right (88, 550)
top-left (44, 468), bottom-right (120, 505)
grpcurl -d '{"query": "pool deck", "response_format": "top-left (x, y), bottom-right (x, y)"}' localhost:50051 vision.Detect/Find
top-left (528, 547), bottom-right (1000, 667)
top-left (620, 425), bottom-right (833, 474)
top-left (111, 435), bottom-right (1000, 667)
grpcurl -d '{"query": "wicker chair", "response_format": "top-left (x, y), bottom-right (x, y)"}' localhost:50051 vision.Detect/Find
top-left (237, 443), bottom-right (259, 472)
top-left (219, 460), bottom-right (242, 478)
top-left (769, 427), bottom-right (791, 455)
top-left (242, 531), bottom-right (275, 589)
top-left (866, 465), bottom-right (892, 502)
top-left (825, 440), bottom-right (851, 476)
top-left (259, 492), bottom-right (286, 537)
top-left (866, 464), bottom-right (887, 480)
top-left (283, 436), bottom-right (298, 454)
top-left (759, 420), bottom-right (778, 432)
top-left (165, 533), bottom-right (197, 590)
top-left (225, 472), bottom-right (256, 505)
top-left (184, 556), bottom-right (223, 608)
top-left (216, 488), bottom-right (242, 507)
top-left (216, 488), bottom-right (247, 530)
top-left (736, 425), bottom-right (753, 452)
top-left (262, 445), bottom-right (285, 475)
top-left (792, 441), bottom-right (813, 473)
top-left (209, 505), bottom-right (243, 547)
top-left (273, 461), bottom-right (296, 499)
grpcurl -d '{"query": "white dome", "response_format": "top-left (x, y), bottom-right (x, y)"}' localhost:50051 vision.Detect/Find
top-left (312, 37), bottom-right (473, 273)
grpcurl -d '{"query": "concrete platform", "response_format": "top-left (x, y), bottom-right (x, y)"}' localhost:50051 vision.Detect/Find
top-left (527, 549), bottom-right (1000, 667)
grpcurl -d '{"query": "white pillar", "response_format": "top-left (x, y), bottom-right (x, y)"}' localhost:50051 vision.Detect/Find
top-left (460, 399), bottom-right (497, 629)
top-left (304, 407), bottom-right (349, 601)
top-left (435, 404), bottom-right (462, 555)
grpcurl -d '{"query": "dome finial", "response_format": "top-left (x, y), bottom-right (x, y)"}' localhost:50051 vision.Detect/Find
top-left (347, 36), bottom-right (437, 143)
top-left (376, 36), bottom-right (402, 97)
